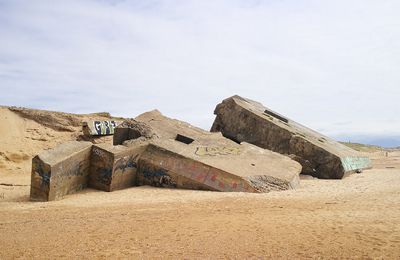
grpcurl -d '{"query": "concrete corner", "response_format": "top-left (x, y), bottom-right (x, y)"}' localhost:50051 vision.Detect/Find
top-left (30, 141), bottom-right (92, 201)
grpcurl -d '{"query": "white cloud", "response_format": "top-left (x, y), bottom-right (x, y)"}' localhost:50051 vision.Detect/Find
top-left (0, 0), bottom-right (399, 142)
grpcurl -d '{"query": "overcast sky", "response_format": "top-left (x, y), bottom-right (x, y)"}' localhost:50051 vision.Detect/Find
top-left (1, 0), bottom-right (399, 146)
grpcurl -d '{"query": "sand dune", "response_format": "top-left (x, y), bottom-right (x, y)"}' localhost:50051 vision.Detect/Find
top-left (0, 106), bottom-right (399, 259)
top-left (0, 106), bottom-right (113, 194)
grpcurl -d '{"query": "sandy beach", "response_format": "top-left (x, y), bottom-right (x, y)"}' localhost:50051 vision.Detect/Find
top-left (1, 107), bottom-right (399, 259)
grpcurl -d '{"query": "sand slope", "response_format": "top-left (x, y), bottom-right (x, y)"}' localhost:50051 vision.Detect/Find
top-left (0, 106), bottom-right (114, 196)
top-left (0, 106), bottom-right (399, 259)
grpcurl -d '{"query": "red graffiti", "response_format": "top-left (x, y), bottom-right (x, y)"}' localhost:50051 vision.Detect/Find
top-left (195, 172), bottom-right (207, 182)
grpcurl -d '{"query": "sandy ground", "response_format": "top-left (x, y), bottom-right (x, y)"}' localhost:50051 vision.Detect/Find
top-left (0, 107), bottom-right (399, 259)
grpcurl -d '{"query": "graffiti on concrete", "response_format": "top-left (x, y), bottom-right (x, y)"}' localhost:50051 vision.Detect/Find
top-left (195, 146), bottom-right (241, 156)
top-left (33, 161), bottom-right (50, 191)
top-left (97, 167), bottom-right (113, 185)
top-left (114, 154), bottom-right (139, 173)
top-left (140, 164), bottom-right (177, 188)
top-left (93, 121), bottom-right (118, 135)
top-left (38, 171), bottom-right (50, 191)
top-left (140, 155), bottom-right (250, 192)
top-left (341, 156), bottom-right (372, 172)
top-left (92, 147), bottom-right (107, 159)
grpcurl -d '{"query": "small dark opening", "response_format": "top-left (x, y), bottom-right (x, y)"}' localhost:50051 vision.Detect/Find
top-left (175, 134), bottom-right (194, 144)
top-left (263, 109), bottom-right (289, 123)
top-left (128, 129), bottom-right (142, 140)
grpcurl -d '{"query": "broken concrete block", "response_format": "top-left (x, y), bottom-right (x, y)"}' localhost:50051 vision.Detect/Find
top-left (131, 110), bottom-right (301, 192)
top-left (211, 95), bottom-right (372, 179)
top-left (113, 119), bottom-right (158, 145)
top-left (89, 143), bottom-right (146, 191)
top-left (137, 140), bottom-right (301, 192)
top-left (83, 120), bottom-right (119, 136)
top-left (30, 141), bottom-right (92, 201)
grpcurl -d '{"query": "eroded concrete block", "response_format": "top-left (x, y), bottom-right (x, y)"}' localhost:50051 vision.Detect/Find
top-left (132, 110), bottom-right (301, 192)
top-left (113, 119), bottom-right (158, 145)
top-left (30, 141), bottom-right (92, 201)
top-left (137, 141), bottom-right (300, 192)
top-left (89, 144), bottom-right (146, 191)
top-left (211, 95), bottom-right (372, 179)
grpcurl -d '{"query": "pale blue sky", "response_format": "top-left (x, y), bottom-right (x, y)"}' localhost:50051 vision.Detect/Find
top-left (1, 0), bottom-right (399, 146)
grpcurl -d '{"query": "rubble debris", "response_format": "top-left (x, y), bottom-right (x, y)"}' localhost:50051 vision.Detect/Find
top-left (211, 95), bottom-right (372, 179)
top-left (30, 110), bottom-right (302, 201)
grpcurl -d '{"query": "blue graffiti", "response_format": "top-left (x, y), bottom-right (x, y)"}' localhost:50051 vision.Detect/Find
top-left (114, 154), bottom-right (138, 172)
top-left (40, 172), bottom-right (50, 191)
top-left (35, 162), bottom-right (50, 191)
top-left (140, 166), bottom-right (177, 188)
top-left (97, 167), bottom-right (113, 185)
top-left (142, 170), bottom-right (167, 179)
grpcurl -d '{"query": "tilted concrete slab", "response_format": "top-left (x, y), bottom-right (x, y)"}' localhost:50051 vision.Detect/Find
top-left (83, 120), bottom-right (120, 136)
top-left (131, 110), bottom-right (301, 192)
top-left (30, 141), bottom-right (92, 201)
top-left (89, 143), bottom-right (146, 191)
top-left (137, 140), bottom-right (300, 192)
top-left (211, 95), bottom-right (372, 179)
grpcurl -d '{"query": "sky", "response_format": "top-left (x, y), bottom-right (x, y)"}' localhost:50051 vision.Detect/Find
top-left (0, 0), bottom-right (399, 147)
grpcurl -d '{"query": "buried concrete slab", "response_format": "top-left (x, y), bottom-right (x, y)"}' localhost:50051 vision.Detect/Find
top-left (137, 140), bottom-right (300, 192)
top-left (130, 110), bottom-right (302, 192)
top-left (30, 141), bottom-right (92, 201)
top-left (211, 95), bottom-right (372, 179)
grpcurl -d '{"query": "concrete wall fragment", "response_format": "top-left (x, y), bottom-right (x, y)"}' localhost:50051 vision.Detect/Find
top-left (113, 119), bottom-right (157, 145)
top-left (136, 143), bottom-right (256, 192)
top-left (30, 141), bottom-right (92, 201)
top-left (89, 144), bottom-right (147, 191)
top-left (136, 137), bottom-right (301, 193)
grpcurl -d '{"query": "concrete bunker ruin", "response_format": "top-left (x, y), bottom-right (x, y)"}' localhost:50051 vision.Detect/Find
top-left (30, 110), bottom-right (301, 201)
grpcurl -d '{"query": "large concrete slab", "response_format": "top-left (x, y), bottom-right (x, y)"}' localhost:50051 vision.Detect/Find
top-left (130, 110), bottom-right (301, 192)
top-left (30, 141), bottom-right (92, 201)
top-left (211, 95), bottom-right (372, 179)
top-left (89, 143), bottom-right (146, 191)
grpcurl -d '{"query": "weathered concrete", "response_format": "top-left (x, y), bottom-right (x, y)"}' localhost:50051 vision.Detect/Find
top-left (83, 120), bottom-right (119, 136)
top-left (113, 119), bottom-right (158, 145)
top-left (89, 144), bottom-right (146, 192)
top-left (30, 141), bottom-right (92, 201)
top-left (211, 95), bottom-right (372, 179)
top-left (30, 109), bottom-right (303, 201)
top-left (131, 110), bottom-right (301, 192)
